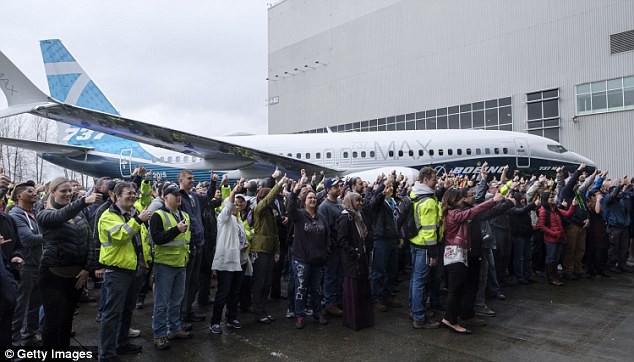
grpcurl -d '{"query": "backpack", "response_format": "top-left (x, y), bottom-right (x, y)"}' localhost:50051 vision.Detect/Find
top-left (397, 195), bottom-right (429, 240)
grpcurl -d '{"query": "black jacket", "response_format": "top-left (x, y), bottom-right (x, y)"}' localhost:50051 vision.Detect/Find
top-left (0, 211), bottom-right (24, 280)
top-left (36, 198), bottom-right (95, 270)
top-left (368, 183), bottom-right (400, 241)
top-left (287, 192), bottom-right (329, 266)
top-left (337, 210), bottom-right (370, 279)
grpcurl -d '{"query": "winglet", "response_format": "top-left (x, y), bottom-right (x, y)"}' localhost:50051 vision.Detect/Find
top-left (0, 51), bottom-right (49, 108)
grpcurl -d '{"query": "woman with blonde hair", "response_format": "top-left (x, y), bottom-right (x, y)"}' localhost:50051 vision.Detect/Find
top-left (36, 177), bottom-right (102, 347)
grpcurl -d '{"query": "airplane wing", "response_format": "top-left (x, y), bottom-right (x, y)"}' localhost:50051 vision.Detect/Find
top-left (33, 103), bottom-right (336, 174)
top-left (0, 49), bottom-right (337, 175)
top-left (0, 136), bottom-right (93, 156)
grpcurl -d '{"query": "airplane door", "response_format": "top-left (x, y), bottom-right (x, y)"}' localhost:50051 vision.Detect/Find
top-left (514, 138), bottom-right (530, 168)
top-left (323, 148), bottom-right (336, 168)
top-left (119, 148), bottom-right (133, 177)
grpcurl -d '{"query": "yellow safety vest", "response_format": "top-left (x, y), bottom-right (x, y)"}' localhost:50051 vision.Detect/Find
top-left (153, 210), bottom-right (191, 267)
top-left (98, 209), bottom-right (143, 271)
top-left (409, 196), bottom-right (442, 246)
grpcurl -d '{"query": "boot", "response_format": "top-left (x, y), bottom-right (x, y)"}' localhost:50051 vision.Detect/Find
top-left (547, 263), bottom-right (564, 286)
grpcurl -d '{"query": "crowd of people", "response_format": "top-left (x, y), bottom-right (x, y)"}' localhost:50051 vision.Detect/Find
top-left (0, 161), bottom-right (633, 360)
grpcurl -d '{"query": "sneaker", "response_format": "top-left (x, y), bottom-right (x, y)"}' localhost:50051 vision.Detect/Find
top-left (304, 308), bottom-right (314, 316)
top-left (128, 328), bottom-right (141, 338)
top-left (295, 316), bottom-right (305, 329)
top-left (412, 320), bottom-right (440, 329)
top-left (326, 305), bottom-right (343, 317)
top-left (153, 337), bottom-right (170, 350)
top-left (626, 257), bottom-right (634, 267)
top-left (116, 342), bottom-right (142, 355)
top-left (226, 319), bottom-right (242, 329)
top-left (257, 316), bottom-right (272, 324)
top-left (474, 306), bottom-right (496, 317)
top-left (285, 309), bottom-right (295, 319)
top-left (209, 324), bottom-right (222, 334)
top-left (168, 329), bottom-right (193, 340)
top-left (135, 300), bottom-right (144, 309)
top-left (494, 293), bottom-right (506, 301)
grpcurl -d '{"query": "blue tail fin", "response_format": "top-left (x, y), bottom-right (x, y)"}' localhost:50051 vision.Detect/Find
top-left (40, 39), bottom-right (152, 160)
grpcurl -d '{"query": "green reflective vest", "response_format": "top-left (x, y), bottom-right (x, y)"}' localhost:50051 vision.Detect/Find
top-left (153, 209), bottom-right (191, 267)
top-left (409, 196), bottom-right (442, 246)
top-left (98, 208), bottom-right (143, 271)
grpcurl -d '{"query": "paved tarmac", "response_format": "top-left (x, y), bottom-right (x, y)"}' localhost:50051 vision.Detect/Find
top-left (70, 271), bottom-right (634, 362)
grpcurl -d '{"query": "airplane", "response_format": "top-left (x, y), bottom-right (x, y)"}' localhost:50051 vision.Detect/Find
top-left (0, 40), bottom-right (595, 183)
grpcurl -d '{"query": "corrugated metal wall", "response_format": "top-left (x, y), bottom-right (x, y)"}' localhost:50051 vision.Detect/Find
top-left (268, 0), bottom-right (634, 174)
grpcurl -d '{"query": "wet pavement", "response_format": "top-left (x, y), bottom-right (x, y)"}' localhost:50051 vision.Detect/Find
top-left (71, 271), bottom-right (634, 361)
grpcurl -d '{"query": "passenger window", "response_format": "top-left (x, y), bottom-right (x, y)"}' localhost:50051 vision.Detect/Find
top-left (448, 149), bottom-right (453, 156)
top-left (409, 150), bottom-right (414, 157)
top-left (475, 148), bottom-right (481, 155)
top-left (326, 152), bottom-right (332, 159)
top-left (343, 152), bottom-right (349, 158)
top-left (175, 156), bottom-right (180, 163)
top-left (429, 149), bottom-right (434, 156)
top-left (494, 148), bottom-right (500, 155)
top-left (438, 149), bottom-right (444, 156)
top-left (353, 152), bottom-right (358, 158)
top-left (370, 151), bottom-right (376, 158)
top-left (184, 156), bottom-right (189, 163)
top-left (296, 153), bottom-right (301, 159)
top-left (361, 151), bottom-right (366, 158)
top-left (418, 150), bottom-right (424, 156)
top-left (316, 153), bottom-right (321, 159)
top-left (389, 150), bottom-right (394, 157)
top-left (466, 149), bottom-right (471, 155)
top-left (305, 153), bottom-right (310, 159)
top-left (287, 153), bottom-right (292, 157)
top-left (167, 156), bottom-right (172, 163)
top-left (457, 149), bottom-right (462, 155)
top-left (485, 148), bottom-right (491, 155)
top-left (503, 148), bottom-right (508, 154)
top-left (160, 156), bottom-right (165, 162)
top-left (398, 150), bottom-right (403, 157)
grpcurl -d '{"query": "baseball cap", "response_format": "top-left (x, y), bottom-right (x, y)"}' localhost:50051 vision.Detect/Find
top-left (323, 177), bottom-right (344, 189)
top-left (162, 183), bottom-right (181, 196)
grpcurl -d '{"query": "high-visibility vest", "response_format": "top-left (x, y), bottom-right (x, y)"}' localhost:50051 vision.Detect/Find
top-left (98, 209), bottom-right (142, 270)
top-left (409, 196), bottom-right (442, 246)
top-left (153, 210), bottom-right (191, 267)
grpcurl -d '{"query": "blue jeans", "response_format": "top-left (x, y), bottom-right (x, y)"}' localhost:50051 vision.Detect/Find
top-left (409, 246), bottom-right (431, 322)
top-left (153, 263), bottom-right (186, 338)
top-left (293, 259), bottom-right (322, 316)
top-left (99, 269), bottom-right (141, 359)
top-left (545, 242), bottom-right (564, 264)
top-left (323, 247), bottom-right (343, 308)
top-left (371, 239), bottom-right (398, 302)
top-left (513, 236), bottom-right (532, 281)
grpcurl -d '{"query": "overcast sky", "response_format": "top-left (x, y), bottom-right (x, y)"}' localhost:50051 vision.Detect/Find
top-left (1, 1), bottom-right (270, 136)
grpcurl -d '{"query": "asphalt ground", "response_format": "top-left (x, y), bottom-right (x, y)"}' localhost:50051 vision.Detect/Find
top-left (68, 270), bottom-right (634, 362)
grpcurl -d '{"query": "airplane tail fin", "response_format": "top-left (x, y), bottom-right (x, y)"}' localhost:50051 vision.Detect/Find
top-left (40, 39), bottom-right (152, 160)
top-left (0, 51), bottom-right (50, 117)
top-left (40, 39), bottom-right (120, 115)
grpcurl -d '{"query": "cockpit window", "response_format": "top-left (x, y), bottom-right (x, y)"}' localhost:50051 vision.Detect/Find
top-left (547, 145), bottom-right (568, 153)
